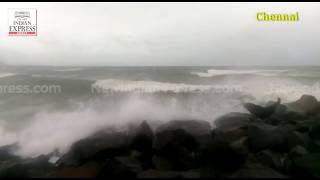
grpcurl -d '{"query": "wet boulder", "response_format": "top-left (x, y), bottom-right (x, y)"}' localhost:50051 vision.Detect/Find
top-left (155, 119), bottom-right (211, 146)
top-left (291, 153), bottom-right (320, 178)
top-left (137, 169), bottom-right (200, 178)
top-left (243, 98), bottom-right (281, 119)
top-left (129, 121), bottom-right (154, 167)
top-left (0, 144), bottom-right (20, 162)
top-left (247, 123), bottom-right (295, 152)
top-left (286, 95), bottom-right (320, 115)
top-left (212, 127), bottom-right (247, 144)
top-left (152, 129), bottom-right (199, 171)
top-left (97, 156), bottom-right (143, 178)
top-left (0, 155), bottom-right (55, 178)
top-left (230, 161), bottom-right (287, 178)
top-left (289, 145), bottom-right (308, 158)
top-left (50, 162), bottom-right (100, 178)
top-left (199, 138), bottom-right (247, 173)
top-left (57, 130), bottom-right (129, 166)
top-left (309, 122), bottom-right (320, 140)
top-left (255, 149), bottom-right (283, 170)
top-left (214, 112), bottom-right (254, 131)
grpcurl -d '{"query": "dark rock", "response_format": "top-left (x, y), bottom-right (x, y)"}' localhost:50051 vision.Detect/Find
top-left (156, 119), bottom-right (211, 145)
top-left (290, 131), bottom-right (310, 149)
top-left (248, 123), bottom-right (296, 152)
top-left (137, 169), bottom-right (200, 178)
top-left (0, 155), bottom-right (54, 178)
top-left (214, 112), bottom-right (254, 131)
top-left (276, 111), bottom-right (307, 125)
top-left (308, 140), bottom-right (320, 153)
top-left (265, 116), bottom-right (283, 126)
top-left (248, 123), bottom-right (283, 152)
top-left (58, 131), bottom-right (129, 166)
top-left (153, 129), bottom-right (199, 171)
top-left (212, 127), bottom-right (247, 144)
top-left (199, 139), bottom-right (247, 172)
top-left (289, 145), bottom-right (308, 158)
top-left (229, 137), bottom-right (249, 155)
top-left (255, 149), bottom-right (283, 170)
top-left (295, 120), bottom-right (313, 133)
top-left (273, 103), bottom-right (288, 115)
top-left (309, 122), bottom-right (320, 140)
top-left (292, 153), bottom-right (320, 177)
top-left (129, 121), bottom-right (154, 168)
top-left (230, 161), bottom-right (287, 178)
top-left (152, 155), bottom-right (175, 171)
top-left (50, 162), bottom-right (100, 178)
top-left (0, 144), bottom-right (20, 161)
top-left (286, 95), bottom-right (320, 115)
top-left (98, 156), bottom-right (143, 178)
top-left (243, 98), bottom-right (281, 119)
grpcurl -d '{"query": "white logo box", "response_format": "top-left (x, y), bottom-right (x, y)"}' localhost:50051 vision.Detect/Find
top-left (8, 8), bottom-right (37, 36)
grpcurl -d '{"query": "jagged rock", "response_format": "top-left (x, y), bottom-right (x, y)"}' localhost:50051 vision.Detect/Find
top-left (255, 149), bottom-right (283, 170)
top-left (275, 111), bottom-right (307, 126)
top-left (272, 103), bottom-right (288, 115)
top-left (230, 161), bottom-right (287, 178)
top-left (265, 116), bottom-right (283, 126)
top-left (155, 119), bottom-right (211, 145)
top-left (97, 156), bottom-right (143, 178)
top-left (247, 123), bottom-right (295, 152)
top-left (289, 145), bottom-right (308, 158)
top-left (152, 155), bottom-right (176, 171)
top-left (229, 137), bottom-right (249, 156)
top-left (295, 119), bottom-right (314, 133)
top-left (309, 122), bottom-right (320, 140)
top-left (308, 140), bottom-right (320, 153)
top-left (287, 95), bottom-right (320, 115)
top-left (129, 121), bottom-right (154, 168)
top-left (214, 112), bottom-right (254, 131)
top-left (153, 129), bottom-right (199, 171)
top-left (199, 139), bottom-right (247, 172)
top-left (0, 155), bottom-right (54, 178)
top-left (212, 127), bottom-right (247, 144)
top-left (137, 169), bottom-right (200, 178)
top-left (0, 144), bottom-right (20, 162)
top-left (284, 131), bottom-right (306, 151)
top-left (248, 123), bottom-right (280, 152)
top-left (50, 162), bottom-right (100, 178)
top-left (57, 131), bottom-right (129, 166)
top-left (292, 153), bottom-right (320, 177)
top-left (243, 98), bottom-right (281, 119)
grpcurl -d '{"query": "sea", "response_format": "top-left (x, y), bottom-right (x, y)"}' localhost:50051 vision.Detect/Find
top-left (0, 65), bottom-right (319, 157)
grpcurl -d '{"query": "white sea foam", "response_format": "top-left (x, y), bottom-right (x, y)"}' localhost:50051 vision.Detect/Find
top-left (0, 73), bottom-right (15, 78)
top-left (54, 68), bottom-right (83, 72)
top-left (191, 69), bottom-right (288, 77)
top-left (2, 93), bottom-right (243, 158)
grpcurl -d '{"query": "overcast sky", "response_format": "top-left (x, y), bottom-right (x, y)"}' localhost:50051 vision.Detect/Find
top-left (0, 2), bottom-right (320, 66)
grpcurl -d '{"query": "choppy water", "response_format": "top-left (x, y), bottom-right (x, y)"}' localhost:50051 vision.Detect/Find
top-left (0, 65), bottom-right (319, 157)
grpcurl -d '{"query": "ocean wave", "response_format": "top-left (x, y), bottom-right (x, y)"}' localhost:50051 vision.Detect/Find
top-left (0, 73), bottom-right (16, 78)
top-left (191, 69), bottom-right (289, 77)
top-left (53, 68), bottom-right (83, 72)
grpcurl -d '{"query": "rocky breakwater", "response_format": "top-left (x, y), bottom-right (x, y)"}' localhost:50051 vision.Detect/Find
top-left (1, 94), bottom-right (320, 178)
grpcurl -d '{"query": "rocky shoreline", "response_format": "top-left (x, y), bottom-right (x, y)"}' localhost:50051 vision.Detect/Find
top-left (1, 94), bottom-right (320, 178)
